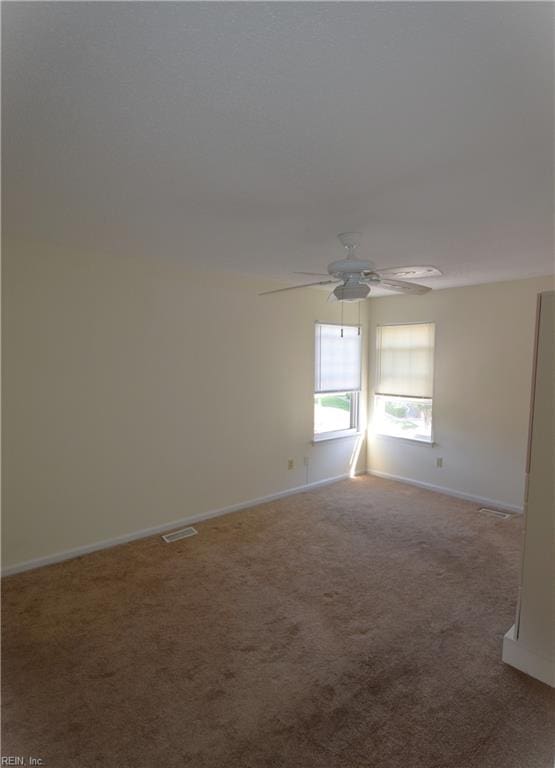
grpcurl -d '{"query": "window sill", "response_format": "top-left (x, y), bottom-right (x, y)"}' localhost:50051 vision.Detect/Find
top-left (372, 433), bottom-right (435, 447)
top-left (312, 431), bottom-right (362, 444)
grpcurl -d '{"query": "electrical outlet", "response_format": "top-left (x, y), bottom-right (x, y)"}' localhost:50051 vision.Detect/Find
top-left (436, 457), bottom-right (443, 468)
top-left (303, 456), bottom-right (310, 467)
top-left (288, 459), bottom-right (294, 470)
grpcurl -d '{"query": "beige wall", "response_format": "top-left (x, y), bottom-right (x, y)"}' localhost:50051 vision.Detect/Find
top-left (367, 276), bottom-right (554, 511)
top-left (2, 244), bottom-right (368, 570)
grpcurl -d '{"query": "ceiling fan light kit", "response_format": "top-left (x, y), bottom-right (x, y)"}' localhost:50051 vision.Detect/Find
top-left (259, 233), bottom-right (441, 302)
top-left (332, 282), bottom-right (371, 302)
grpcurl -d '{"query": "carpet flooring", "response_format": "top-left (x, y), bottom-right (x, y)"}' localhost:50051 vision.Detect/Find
top-left (2, 475), bottom-right (554, 767)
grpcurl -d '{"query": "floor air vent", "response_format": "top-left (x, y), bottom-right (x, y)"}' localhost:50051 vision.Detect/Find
top-left (162, 527), bottom-right (198, 543)
top-left (478, 508), bottom-right (510, 520)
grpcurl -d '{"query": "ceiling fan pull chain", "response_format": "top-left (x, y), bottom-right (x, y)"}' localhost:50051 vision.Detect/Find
top-left (341, 300), bottom-right (344, 337)
top-left (358, 301), bottom-right (361, 334)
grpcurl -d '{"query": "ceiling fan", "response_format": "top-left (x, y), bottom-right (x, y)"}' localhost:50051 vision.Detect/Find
top-left (260, 233), bottom-right (442, 302)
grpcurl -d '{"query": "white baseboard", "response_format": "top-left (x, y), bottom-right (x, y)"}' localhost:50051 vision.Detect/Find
top-left (367, 468), bottom-right (523, 514)
top-left (502, 625), bottom-right (555, 687)
top-left (2, 472), bottom-right (355, 577)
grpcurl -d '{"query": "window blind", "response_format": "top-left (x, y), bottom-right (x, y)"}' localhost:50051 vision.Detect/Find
top-left (375, 323), bottom-right (435, 398)
top-left (315, 324), bottom-right (362, 394)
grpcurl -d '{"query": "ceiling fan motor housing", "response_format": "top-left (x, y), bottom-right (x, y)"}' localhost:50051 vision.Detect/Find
top-left (327, 258), bottom-right (376, 278)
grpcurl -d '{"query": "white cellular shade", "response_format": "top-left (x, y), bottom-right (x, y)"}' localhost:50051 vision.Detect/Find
top-left (376, 323), bottom-right (435, 398)
top-left (315, 324), bottom-right (362, 393)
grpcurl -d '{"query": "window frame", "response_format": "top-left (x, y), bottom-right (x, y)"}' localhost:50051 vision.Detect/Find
top-left (313, 322), bottom-right (362, 442)
top-left (313, 390), bottom-right (360, 442)
top-left (373, 321), bottom-right (436, 445)
top-left (373, 394), bottom-right (434, 445)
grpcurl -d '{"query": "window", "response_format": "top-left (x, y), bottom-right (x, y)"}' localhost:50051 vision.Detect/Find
top-left (374, 322), bottom-right (435, 443)
top-left (314, 323), bottom-right (362, 439)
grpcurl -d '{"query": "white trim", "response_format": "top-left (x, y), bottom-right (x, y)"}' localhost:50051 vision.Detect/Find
top-left (367, 468), bottom-right (523, 514)
top-left (313, 430), bottom-right (361, 443)
top-left (315, 321), bottom-right (362, 329)
top-left (372, 433), bottom-right (435, 447)
top-left (502, 625), bottom-right (555, 687)
top-left (2, 473), bottom-right (356, 577)
top-left (375, 320), bottom-right (436, 328)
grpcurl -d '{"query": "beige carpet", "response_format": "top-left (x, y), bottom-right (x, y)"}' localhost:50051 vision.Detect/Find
top-left (2, 475), bottom-right (554, 767)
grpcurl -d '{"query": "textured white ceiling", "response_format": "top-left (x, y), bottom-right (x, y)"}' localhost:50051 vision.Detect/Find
top-left (4, 2), bottom-right (554, 291)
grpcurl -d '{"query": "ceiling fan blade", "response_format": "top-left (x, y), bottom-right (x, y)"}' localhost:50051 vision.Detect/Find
top-left (376, 265), bottom-right (442, 279)
top-left (379, 278), bottom-right (431, 295)
top-left (259, 280), bottom-right (338, 296)
top-left (293, 271), bottom-right (330, 277)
